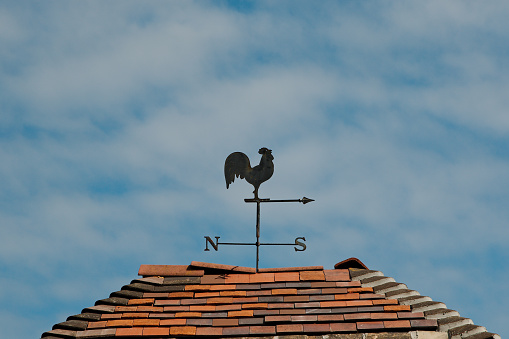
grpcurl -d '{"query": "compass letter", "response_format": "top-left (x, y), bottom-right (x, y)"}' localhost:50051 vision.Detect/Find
top-left (294, 237), bottom-right (306, 251)
top-left (204, 236), bottom-right (220, 251)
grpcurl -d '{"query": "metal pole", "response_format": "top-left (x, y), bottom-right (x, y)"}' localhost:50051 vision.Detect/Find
top-left (256, 200), bottom-right (260, 272)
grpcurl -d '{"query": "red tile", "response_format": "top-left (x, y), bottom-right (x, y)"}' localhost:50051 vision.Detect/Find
top-left (169, 326), bottom-right (197, 336)
top-left (324, 269), bottom-right (350, 281)
top-left (291, 315), bottom-right (317, 322)
top-left (317, 314), bottom-right (344, 321)
top-left (142, 327), bottom-right (169, 336)
top-left (164, 305), bottom-right (190, 312)
top-left (228, 310), bottom-right (253, 317)
top-left (195, 327), bottom-right (223, 336)
top-left (132, 319), bottom-right (159, 327)
top-left (222, 326), bottom-right (249, 336)
top-left (371, 312), bottom-right (398, 320)
top-left (160, 319), bottom-right (186, 326)
top-left (274, 272), bottom-right (300, 282)
top-left (136, 306), bottom-right (163, 312)
top-left (303, 323), bottom-right (330, 333)
top-left (300, 271), bottom-right (325, 281)
top-left (398, 312), bottom-right (425, 319)
top-left (115, 327), bottom-right (143, 336)
top-left (249, 273), bottom-right (275, 283)
top-left (334, 293), bottom-right (359, 300)
top-left (357, 321), bottom-right (384, 330)
top-left (115, 306), bottom-right (137, 312)
top-left (250, 325), bottom-right (276, 335)
top-left (277, 324), bottom-right (303, 333)
top-left (310, 281), bottom-right (336, 288)
top-left (212, 318), bottom-right (238, 327)
top-left (189, 305), bottom-right (216, 312)
top-left (384, 320), bottom-right (411, 328)
top-left (216, 304), bottom-right (242, 311)
top-left (155, 299), bottom-right (181, 306)
top-left (331, 322), bottom-right (357, 332)
top-left (190, 261), bottom-right (255, 273)
top-left (265, 315), bottom-right (291, 322)
top-left (344, 312), bottom-right (371, 320)
top-left (138, 264), bottom-right (204, 277)
top-left (284, 295), bottom-right (309, 302)
top-left (259, 266), bottom-right (323, 272)
top-left (384, 305), bottom-right (411, 312)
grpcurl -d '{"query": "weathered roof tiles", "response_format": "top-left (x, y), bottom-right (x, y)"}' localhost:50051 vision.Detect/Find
top-left (42, 259), bottom-right (500, 338)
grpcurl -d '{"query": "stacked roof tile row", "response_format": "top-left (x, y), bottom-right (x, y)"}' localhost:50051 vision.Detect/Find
top-left (41, 259), bottom-right (499, 338)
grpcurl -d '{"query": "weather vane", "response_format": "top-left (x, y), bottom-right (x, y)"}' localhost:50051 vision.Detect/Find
top-left (204, 147), bottom-right (313, 272)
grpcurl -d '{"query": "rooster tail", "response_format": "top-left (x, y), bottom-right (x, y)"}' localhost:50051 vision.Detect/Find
top-left (224, 151), bottom-right (251, 189)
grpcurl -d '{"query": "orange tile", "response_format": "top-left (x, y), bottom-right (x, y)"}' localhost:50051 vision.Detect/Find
top-left (274, 272), bottom-right (300, 282)
top-left (212, 318), bottom-right (238, 327)
top-left (154, 299), bottom-right (180, 306)
top-left (169, 326), bottom-right (197, 336)
top-left (250, 325), bottom-right (276, 334)
top-left (304, 323), bottom-right (330, 332)
top-left (225, 274), bottom-right (250, 284)
top-left (142, 327), bottom-right (169, 336)
top-left (195, 292), bottom-right (220, 298)
top-left (175, 312), bottom-right (202, 318)
top-left (331, 322), bottom-right (357, 332)
top-left (168, 291), bottom-right (194, 298)
top-left (185, 284), bottom-right (211, 291)
top-left (160, 318), bottom-right (186, 326)
top-left (136, 306), bottom-right (163, 312)
top-left (87, 321), bottom-right (107, 329)
top-left (138, 264), bottom-right (203, 277)
top-left (372, 312), bottom-right (398, 320)
top-left (345, 300), bottom-right (373, 306)
top-left (133, 318), bottom-right (159, 327)
top-left (121, 312), bottom-right (149, 319)
top-left (271, 288), bottom-right (297, 295)
top-left (384, 320), bottom-right (411, 328)
top-left (106, 319), bottom-right (133, 327)
top-left (319, 300), bottom-right (347, 308)
top-left (249, 273), bottom-right (275, 283)
top-left (115, 306), bottom-right (137, 312)
top-left (228, 310), bottom-right (253, 317)
top-left (127, 298), bottom-right (154, 306)
top-left (385, 305), bottom-right (411, 312)
top-left (101, 314), bottom-right (122, 320)
top-left (317, 314), bottom-right (344, 321)
top-left (348, 287), bottom-right (373, 293)
top-left (300, 271), bottom-right (325, 281)
top-left (115, 327), bottom-right (143, 336)
top-left (242, 303), bottom-right (268, 309)
top-left (323, 269), bottom-right (350, 281)
top-left (210, 284), bottom-right (237, 291)
top-left (335, 293), bottom-right (359, 300)
top-left (220, 290), bottom-right (247, 297)
top-left (207, 297), bottom-right (233, 304)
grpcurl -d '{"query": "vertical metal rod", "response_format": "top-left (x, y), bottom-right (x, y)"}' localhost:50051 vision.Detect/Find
top-left (256, 200), bottom-right (260, 272)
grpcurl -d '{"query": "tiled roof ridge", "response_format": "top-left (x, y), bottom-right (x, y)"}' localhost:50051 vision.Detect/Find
top-left (351, 269), bottom-right (501, 339)
top-left (40, 260), bottom-right (497, 339)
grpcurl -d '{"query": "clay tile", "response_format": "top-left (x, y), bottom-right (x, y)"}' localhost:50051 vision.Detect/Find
top-left (190, 261), bottom-right (256, 273)
top-left (334, 257), bottom-right (368, 269)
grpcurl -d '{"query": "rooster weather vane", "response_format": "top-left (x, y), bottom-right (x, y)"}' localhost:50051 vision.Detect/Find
top-left (204, 148), bottom-right (313, 272)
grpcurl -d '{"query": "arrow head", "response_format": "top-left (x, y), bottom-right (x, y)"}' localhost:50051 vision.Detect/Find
top-left (301, 197), bottom-right (314, 204)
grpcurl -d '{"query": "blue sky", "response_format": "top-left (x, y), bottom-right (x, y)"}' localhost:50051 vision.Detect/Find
top-left (1, 1), bottom-right (508, 338)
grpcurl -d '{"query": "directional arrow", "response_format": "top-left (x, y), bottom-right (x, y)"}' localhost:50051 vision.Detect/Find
top-left (244, 197), bottom-right (315, 204)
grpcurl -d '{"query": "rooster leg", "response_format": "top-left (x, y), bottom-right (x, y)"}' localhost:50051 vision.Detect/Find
top-left (253, 187), bottom-right (259, 199)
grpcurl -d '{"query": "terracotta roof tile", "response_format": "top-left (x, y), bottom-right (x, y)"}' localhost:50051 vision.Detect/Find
top-left (42, 259), bottom-right (500, 339)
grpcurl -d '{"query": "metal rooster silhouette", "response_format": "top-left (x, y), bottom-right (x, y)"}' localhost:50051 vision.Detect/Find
top-left (225, 147), bottom-right (274, 199)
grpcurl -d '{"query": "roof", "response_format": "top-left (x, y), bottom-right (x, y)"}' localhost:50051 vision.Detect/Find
top-left (42, 258), bottom-right (500, 339)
